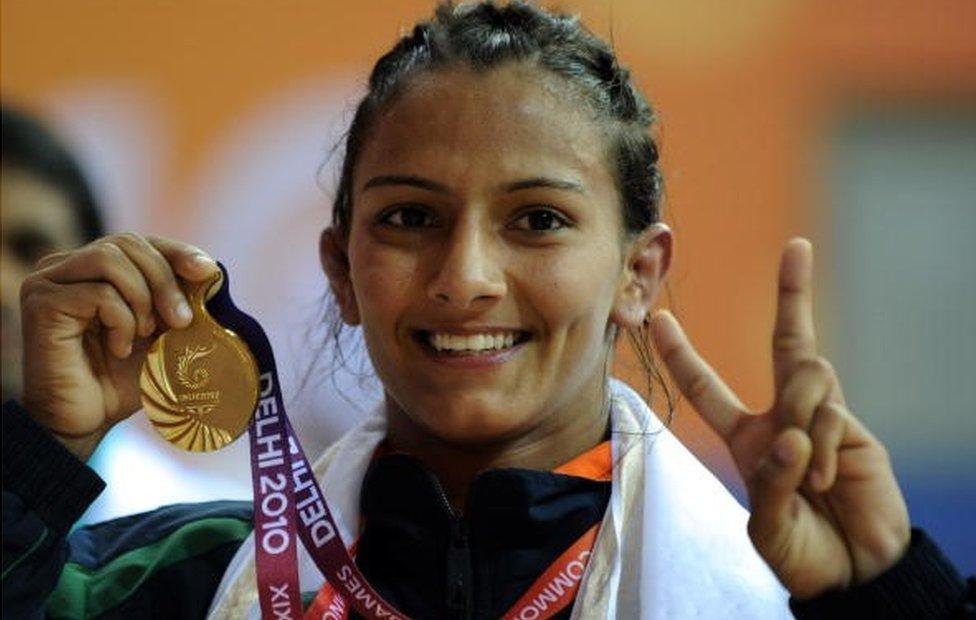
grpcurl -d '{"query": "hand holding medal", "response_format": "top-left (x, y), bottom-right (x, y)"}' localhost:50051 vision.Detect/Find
top-left (19, 233), bottom-right (223, 461)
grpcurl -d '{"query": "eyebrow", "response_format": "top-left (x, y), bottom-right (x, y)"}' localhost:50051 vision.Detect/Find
top-left (503, 177), bottom-right (585, 194)
top-left (361, 174), bottom-right (586, 195)
top-left (362, 175), bottom-right (451, 194)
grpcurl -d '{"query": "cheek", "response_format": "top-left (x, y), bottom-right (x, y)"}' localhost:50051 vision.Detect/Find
top-left (347, 239), bottom-right (420, 335)
top-left (524, 245), bottom-right (621, 338)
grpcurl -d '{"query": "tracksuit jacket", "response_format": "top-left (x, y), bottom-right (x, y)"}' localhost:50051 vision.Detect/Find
top-left (3, 402), bottom-right (974, 619)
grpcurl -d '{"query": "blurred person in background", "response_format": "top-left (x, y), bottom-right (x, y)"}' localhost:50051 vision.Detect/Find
top-left (2, 104), bottom-right (106, 403)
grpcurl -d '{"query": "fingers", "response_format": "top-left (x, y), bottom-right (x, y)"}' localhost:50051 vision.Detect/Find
top-left (776, 357), bottom-right (850, 492)
top-left (38, 234), bottom-right (217, 333)
top-left (807, 403), bottom-right (846, 491)
top-left (649, 310), bottom-right (747, 439)
top-left (746, 427), bottom-right (812, 555)
top-left (24, 280), bottom-right (138, 359)
top-left (772, 238), bottom-right (816, 392)
top-left (24, 233), bottom-right (218, 360)
top-left (146, 234), bottom-right (220, 282)
top-left (81, 283), bottom-right (138, 359)
top-left (769, 241), bottom-right (858, 494)
top-left (111, 234), bottom-right (195, 328)
top-left (42, 241), bottom-right (158, 337)
top-left (776, 357), bottom-right (835, 428)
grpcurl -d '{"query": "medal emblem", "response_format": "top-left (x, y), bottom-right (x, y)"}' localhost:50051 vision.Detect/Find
top-left (139, 270), bottom-right (259, 451)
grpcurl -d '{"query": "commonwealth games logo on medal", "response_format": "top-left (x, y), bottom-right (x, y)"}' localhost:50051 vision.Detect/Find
top-left (175, 344), bottom-right (222, 416)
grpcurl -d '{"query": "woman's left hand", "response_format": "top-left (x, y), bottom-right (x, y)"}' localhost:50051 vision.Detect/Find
top-left (649, 238), bottom-right (910, 600)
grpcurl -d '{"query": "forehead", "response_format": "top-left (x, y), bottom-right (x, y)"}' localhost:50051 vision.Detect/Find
top-left (355, 64), bottom-right (613, 189)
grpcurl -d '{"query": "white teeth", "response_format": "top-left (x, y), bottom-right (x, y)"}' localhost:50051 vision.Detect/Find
top-left (427, 331), bottom-right (523, 352)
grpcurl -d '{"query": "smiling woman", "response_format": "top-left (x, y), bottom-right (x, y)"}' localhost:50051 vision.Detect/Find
top-left (329, 63), bottom-right (656, 484)
top-left (2, 2), bottom-right (973, 619)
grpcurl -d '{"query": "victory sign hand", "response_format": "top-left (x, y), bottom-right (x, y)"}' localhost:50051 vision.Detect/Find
top-left (649, 238), bottom-right (910, 599)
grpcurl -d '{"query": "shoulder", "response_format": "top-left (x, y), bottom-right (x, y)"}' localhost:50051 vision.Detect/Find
top-left (47, 501), bottom-right (253, 619)
top-left (65, 500), bottom-right (253, 567)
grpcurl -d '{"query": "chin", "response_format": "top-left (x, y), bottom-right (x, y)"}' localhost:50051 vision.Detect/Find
top-left (412, 393), bottom-right (534, 446)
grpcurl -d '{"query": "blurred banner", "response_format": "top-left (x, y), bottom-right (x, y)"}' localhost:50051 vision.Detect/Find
top-left (2, 0), bottom-right (973, 572)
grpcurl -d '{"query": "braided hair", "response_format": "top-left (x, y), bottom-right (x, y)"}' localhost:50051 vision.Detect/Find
top-left (331, 1), bottom-right (662, 237)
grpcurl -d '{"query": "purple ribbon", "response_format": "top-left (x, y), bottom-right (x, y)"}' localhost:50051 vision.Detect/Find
top-left (209, 263), bottom-right (408, 620)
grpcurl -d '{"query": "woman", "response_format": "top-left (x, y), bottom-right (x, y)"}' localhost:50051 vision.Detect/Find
top-left (3, 2), bottom-right (971, 618)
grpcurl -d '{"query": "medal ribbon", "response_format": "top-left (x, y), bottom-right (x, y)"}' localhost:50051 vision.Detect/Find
top-left (208, 265), bottom-right (598, 620)
top-left (209, 265), bottom-right (404, 620)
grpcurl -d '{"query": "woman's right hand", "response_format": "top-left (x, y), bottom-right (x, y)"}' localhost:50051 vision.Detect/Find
top-left (19, 233), bottom-right (219, 461)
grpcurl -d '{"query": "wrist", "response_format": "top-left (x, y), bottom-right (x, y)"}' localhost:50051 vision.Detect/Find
top-left (22, 394), bottom-right (110, 463)
top-left (48, 428), bottom-right (108, 462)
top-left (790, 530), bottom-right (967, 619)
top-left (2, 401), bottom-right (107, 533)
top-left (851, 521), bottom-right (912, 586)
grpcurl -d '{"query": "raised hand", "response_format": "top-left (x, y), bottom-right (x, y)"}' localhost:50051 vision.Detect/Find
top-left (649, 238), bottom-right (910, 599)
top-left (19, 233), bottom-right (218, 461)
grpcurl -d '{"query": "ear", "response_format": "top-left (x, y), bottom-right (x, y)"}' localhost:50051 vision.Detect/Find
top-left (611, 223), bottom-right (672, 329)
top-left (319, 227), bottom-right (361, 326)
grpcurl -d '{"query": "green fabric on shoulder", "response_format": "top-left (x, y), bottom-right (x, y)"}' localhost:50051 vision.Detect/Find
top-left (46, 516), bottom-right (250, 619)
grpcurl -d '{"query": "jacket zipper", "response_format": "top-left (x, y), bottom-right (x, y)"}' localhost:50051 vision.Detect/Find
top-left (424, 469), bottom-right (474, 620)
top-left (446, 518), bottom-right (473, 619)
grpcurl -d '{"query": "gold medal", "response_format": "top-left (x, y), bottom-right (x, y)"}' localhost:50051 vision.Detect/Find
top-left (139, 270), bottom-right (259, 451)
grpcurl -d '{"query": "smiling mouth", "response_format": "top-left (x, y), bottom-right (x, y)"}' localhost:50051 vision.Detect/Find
top-left (414, 330), bottom-right (532, 355)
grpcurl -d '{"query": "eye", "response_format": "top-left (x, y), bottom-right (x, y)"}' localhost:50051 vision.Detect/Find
top-left (509, 207), bottom-right (571, 232)
top-left (379, 205), bottom-right (438, 229)
top-left (6, 229), bottom-right (57, 265)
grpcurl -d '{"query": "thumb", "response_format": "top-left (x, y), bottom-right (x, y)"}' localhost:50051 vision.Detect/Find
top-left (747, 427), bottom-right (812, 552)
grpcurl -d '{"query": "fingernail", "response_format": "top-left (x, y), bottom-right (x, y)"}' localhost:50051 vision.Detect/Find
top-left (191, 253), bottom-right (217, 270)
top-left (175, 300), bottom-right (193, 323)
top-left (774, 441), bottom-right (795, 465)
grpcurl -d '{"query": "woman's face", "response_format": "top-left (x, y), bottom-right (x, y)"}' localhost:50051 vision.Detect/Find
top-left (328, 64), bottom-right (666, 443)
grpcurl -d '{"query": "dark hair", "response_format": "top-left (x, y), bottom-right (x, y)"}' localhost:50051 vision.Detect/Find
top-left (331, 1), bottom-right (661, 237)
top-left (316, 1), bottom-right (672, 418)
top-left (1, 104), bottom-right (105, 242)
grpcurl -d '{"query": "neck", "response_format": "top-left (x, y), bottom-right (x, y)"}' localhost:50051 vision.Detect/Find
top-left (384, 382), bottom-right (611, 512)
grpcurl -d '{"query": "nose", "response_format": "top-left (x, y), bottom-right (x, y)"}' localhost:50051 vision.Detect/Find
top-left (426, 221), bottom-right (506, 310)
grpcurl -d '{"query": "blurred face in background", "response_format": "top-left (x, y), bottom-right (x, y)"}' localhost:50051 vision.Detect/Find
top-left (1, 164), bottom-right (86, 401)
top-left (333, 64), bottom-right (645, 444)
